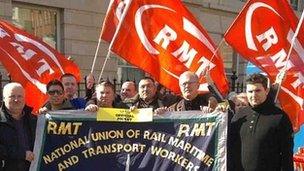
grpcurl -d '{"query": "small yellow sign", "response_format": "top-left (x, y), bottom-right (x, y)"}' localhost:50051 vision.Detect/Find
top-left (97, 108), bottom-right (153, 122)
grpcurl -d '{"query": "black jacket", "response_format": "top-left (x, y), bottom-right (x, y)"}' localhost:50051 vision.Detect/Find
top-left (229, 98), bottom-right (294, 171)
top-left (0, 105), bottom-right (37, 171)
top-left (168, 93), bottom-right (212, 111)
top-left (133, 97), bottom-right (164, 110)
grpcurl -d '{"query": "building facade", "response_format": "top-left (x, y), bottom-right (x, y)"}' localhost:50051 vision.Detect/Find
top-left (0, 0), bottom-right (303, 89)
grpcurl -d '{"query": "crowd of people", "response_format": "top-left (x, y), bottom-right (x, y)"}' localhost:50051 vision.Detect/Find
top-left (0, 70), bottom-right (294, 171)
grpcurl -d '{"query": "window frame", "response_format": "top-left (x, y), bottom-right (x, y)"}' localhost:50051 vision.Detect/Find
top-left (12, 3), bottom-right (61, 50)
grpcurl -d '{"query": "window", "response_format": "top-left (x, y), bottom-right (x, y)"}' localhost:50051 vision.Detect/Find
top-left (290, 0), bottom-right (298, 10)
top-left (12, 4), bottom-right (60, 49)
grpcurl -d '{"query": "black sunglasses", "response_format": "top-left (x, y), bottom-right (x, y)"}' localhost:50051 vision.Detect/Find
top-left (47, 90), bottom-right (63, 95)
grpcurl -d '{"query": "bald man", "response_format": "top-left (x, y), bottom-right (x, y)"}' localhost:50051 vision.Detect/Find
top-left (0, 82), bottom-right (36, 171)
top-left (120, 81), bottom-right (137, 101)
top-left (155, 71), bottom-right (217, 114)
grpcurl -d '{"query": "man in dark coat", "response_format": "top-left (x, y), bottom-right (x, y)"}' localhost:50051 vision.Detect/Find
top-left (155, 71), bottom-right (217, 114)
top-left (0, 82), bottom-right (37, 171)
top-left (229, 73), bottom-right (293, 171)
top-left (133, 77), bottom-right (164, 110)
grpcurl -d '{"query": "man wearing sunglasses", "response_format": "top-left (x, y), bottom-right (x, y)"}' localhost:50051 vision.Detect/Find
top-left (38, 79), bottom-right (75, 114)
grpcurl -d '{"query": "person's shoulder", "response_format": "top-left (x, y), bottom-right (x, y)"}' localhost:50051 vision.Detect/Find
top-left (70, 98), bottom-right (86, 109)
top-left (0, 107), bottom-right (7, 122)
top-left (23, 105), bottom-right (33, 113)
top-left (167, 98), bottom-right (184, 111)
top-left (198, 92), bottom-right (213, 98)
top-left (60, 99), bottom-right (76, 110)
top-left (22, 105), bottom-right (37, 122)
top-left (71, 97), bottom-right (86, 102)
top-left (114, 101), bottom-right (129, 109)
top-left (272, 106), bottom-right (291, 122)
top-left (267, 104), bottom-right (288, 116)
top-left (232, 106), bottom-right (252, 121)
top-left (86, 98), bottom-right (97, 107)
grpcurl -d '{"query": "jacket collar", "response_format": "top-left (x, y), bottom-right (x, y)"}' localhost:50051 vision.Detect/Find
top-left (0, 102), bottom-right (33, 123)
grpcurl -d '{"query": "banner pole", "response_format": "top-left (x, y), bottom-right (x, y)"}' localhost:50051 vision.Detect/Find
top-left (91, 0), bottom-right (115, 74)
top-left (98, 50), bottom-right (111, 83)
top-left (90, 38), bottom-right (102, 74)
top-left (203, 39), bottom-right (225, 100)
top-left (97, 0), bottom-right (133, 83)
top-left (274, 8), bottom-right (304, 103)
top-left (209, 39), bottom-right (224, 64)
top-left (125, 154), bottom-right (130, 171)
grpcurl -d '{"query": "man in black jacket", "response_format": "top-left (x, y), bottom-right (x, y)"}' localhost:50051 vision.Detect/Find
top-left (155, 71), bottom-right (217, 114)
top-left (134, 77), bottom-right (164, 110)
top-left (0, 82), bottom-right (37, 171)
top-left (229, 73), bottom-right (293, 171)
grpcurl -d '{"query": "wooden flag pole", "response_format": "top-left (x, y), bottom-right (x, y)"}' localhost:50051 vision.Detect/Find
top-left (90, 0), bottom-right (115, 74)
top-left (274, 8), bottom-right (304, 103)
top-left (97, 0), bottom-right (133, 83)
top-left (90, 37), bottom-right (102, 74)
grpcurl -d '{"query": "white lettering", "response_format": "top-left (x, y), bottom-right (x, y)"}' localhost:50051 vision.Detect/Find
top-left (287, 29), bottom-right (304, 62)
top-left (115, 0), bottom-right (130, 20)
top-left (36, 59), bottom-right (54, 76)
top-left (291, 72), bottom-right (304, 89)
top-left (154, 25), bottom-right (177, 49)
top-left (172, 41), bottom-right (197, 68)
top-left (10, 42), bottom-right (37, 60)
top-left (0, 28), bottom-right (10, 38)
top-left (256, 27), bottom-right (278, 51)
top-left (195, 57), bottom-right (215, 77)
top-left (270, 49), bottom-right (294, 70)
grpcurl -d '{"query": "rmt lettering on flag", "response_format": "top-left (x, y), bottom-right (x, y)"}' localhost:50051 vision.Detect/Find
top-left (225, 0), bottom-right (304, 131)
top-left (0, 20), bottom-right (80, 112)
top-left (106, 0), bottom-right (229, 95)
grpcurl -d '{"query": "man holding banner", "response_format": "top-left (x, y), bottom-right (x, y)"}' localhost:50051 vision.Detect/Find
top-left (154, 71), bottom-right (218, 115)
top-left (85, 81), bottom-right (122, 112)
top-left (133, 77), bottom-right (164, 110)
top-left (229, 74), bottom-right (293, 170)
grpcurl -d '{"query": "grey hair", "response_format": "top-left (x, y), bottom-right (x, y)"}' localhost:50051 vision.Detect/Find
top-left (179, 71), bottom-right (199, 83)
top-left (3, 82), bottom-right (24, 98)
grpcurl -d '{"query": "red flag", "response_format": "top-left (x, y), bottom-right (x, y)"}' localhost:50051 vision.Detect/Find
top-left (0, 20), bottom-right (81, 112)
top-left (224, 0), bottom-right (304, 131)
top-left (100, 0), bottom-right (131, 42)
top-left (109, 0), bottom-right (229, 95)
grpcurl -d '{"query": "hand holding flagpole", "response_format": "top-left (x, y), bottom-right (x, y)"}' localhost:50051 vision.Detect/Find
top-left (274, 8), bottom-right (304, 103)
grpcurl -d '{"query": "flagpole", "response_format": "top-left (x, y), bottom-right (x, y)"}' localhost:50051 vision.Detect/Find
top-left (204, 39), bottom-right (225, 100)
top-left (274, 8), bottom-right (304, 103)
top-left (97, 0), bottom-right (133, 83)
top-left (90, 0), bottom-right (114, 74)
top-left (98, 50), bottom-right (111, 83)
top-left (90, 37), bottom-right (102, 74)
top-left (209, 39), bottom-right (225, 64)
